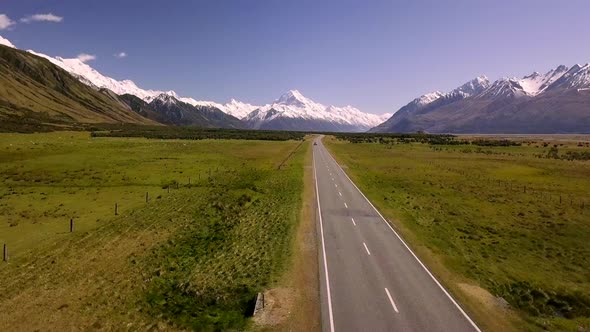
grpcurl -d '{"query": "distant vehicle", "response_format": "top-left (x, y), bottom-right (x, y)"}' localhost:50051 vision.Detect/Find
top-left (314, 142), bottom-right (318, 145)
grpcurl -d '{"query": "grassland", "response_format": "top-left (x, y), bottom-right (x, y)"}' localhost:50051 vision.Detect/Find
top-left (324, 135), bottom-right (590, 331)
top-left (0, 131), bottom-right (309, 330)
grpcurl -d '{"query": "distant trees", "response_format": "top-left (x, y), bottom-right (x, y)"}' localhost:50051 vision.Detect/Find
top-left (89, 124), bottom-right (306, 141)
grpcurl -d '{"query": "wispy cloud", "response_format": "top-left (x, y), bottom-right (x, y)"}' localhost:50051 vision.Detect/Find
top-left (0, 14), bottom-right (15, 30)
top-left (114, 52), bottom-right (127, 58)
top-left (77, 53), bottom-right (96, 63)
top-left (20, 13), bottom-right (63, 23)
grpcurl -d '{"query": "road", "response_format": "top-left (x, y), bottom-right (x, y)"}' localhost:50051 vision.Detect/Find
top-left (313, 136), bottom-right (481, 332)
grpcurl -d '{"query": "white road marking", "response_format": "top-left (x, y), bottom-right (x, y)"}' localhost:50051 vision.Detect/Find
top-left (338, 191), bottom-right (342, 196)
top-left (323, 145), bottom-right (482, 332)
top-left (335, 183), bottom-right (338, 188)
top-left (344, 202), bottom-right (348, 209)
top-left (385, 288), bottom-right (400, 313)
top-left (351, 217), bottom-right (356, 226)
top-left (313, 149), bottom-right (335, 332)
top-left (363, 242), bottom-right (371, 255)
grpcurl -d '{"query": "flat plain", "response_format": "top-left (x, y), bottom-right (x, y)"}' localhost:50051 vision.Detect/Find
top-left (325, 134), bottom-right (590, 331)
top-left (0, 131), bottom-right (308, 331)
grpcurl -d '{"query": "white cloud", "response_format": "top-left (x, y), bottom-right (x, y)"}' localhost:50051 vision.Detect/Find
top-left (20, 13), bottom-right (63, 23)
top-left (114, 52), bottom-right (127, 58)
top-left (0, 14), bottom-right (15, 30)
top-left (77, 53), bottom-right (96, 63)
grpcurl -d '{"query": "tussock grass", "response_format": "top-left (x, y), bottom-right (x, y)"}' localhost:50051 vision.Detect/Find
top-left (0, 131), bottom-right (307, 330)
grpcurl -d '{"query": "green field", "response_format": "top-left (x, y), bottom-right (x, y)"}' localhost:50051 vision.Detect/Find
top-left (325, 135), bottom-right (590, 331)
top-left (0, 132), bottom-right (308, 330)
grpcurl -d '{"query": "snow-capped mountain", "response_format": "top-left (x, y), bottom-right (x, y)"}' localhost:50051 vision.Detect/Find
top-left (26, 50), bottom-right (172, 100)
top-left (547, 64), bottom-right (590, 92)
top-left (451, 75), bottom-right (490, 97)
top-left (180, 98), bottom-right (259, 119)
top-left (518, 65), bottom-right (569, 95)
top-left (243, 90), bottom-right (389, 132)
top-left (372, 63), bottom-right (590, 134)
top-left (370, 76), bottom-right (490, 133)
top-left (0, 34), bottom-right (390, 131)
top-left (20, 44), bottom-right (255, 117)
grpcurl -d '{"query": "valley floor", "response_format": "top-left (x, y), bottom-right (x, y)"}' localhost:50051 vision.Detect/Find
top-left (0, 132), bottom-right (313, 330)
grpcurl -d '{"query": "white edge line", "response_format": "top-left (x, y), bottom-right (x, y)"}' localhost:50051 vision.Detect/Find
top-left (363, 242), bottom-right (371, 255)
top-left (351, 217), bottom-right (356, 226)
top-left (322, 139), bottom-right (482, 332)
top-left (313, 146), bottom-right (336, 332)
top-left (384, 288), bottom-right (400, 313)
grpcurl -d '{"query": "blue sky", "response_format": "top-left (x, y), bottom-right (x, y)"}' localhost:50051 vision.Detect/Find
top-left (1, 0), bottom-right (590, 115)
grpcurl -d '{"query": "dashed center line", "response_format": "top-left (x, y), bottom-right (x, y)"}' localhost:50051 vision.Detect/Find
top-left (385, 288), bottom-right (400, 313)
top-left (351, 217), bottom-right (356, 226)
top-left (338, 191), bottom-right (342, 196)
top-left (344, 202), bottom-right (348, 209)
top-left (335, 183), bottom-right (338, 188)
top-left (363, 242), bottom-right (371, 255)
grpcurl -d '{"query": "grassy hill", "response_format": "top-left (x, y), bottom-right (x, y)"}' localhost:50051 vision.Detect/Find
top-left (0, 45), bottom-right (156, 132)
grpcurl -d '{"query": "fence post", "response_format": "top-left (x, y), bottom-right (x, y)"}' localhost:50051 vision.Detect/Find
top-left (115, 203), bottom-right (118, 216)
top-left (3, 244), bottom-right (6, 262)
top-left (70, 218), bottom-right (74, 233)
top-left (146, 192), bottom-right (149, 203)
top-left (188, 177), bottom-right (191, 185)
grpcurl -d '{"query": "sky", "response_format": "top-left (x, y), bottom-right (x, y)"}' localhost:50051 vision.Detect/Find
top-left (1, 0), bottom-right (590, 115)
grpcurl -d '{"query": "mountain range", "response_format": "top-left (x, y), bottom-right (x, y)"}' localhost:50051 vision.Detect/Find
top-left (1, 34), bottom-right (588, 134)
top-left (372, 64), bottom-right (590, 133)
top-left (0, 35), bottom-right (386, 132)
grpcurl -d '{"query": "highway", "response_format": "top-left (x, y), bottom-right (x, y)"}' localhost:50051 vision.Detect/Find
top-left (313, 136), bottom-right (481, 332)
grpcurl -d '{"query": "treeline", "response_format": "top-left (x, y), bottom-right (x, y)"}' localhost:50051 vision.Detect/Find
top-left (90, 124), bottom-right (306, 141)
top-left (334, 133), bottom-right (522, 146)
top-left (334, 133), bottom-right (458, 144)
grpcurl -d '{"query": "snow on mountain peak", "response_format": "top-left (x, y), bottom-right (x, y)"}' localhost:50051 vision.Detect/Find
top-left (153, 93), bottom-right (178, 106)
top-left (549, 63), bottom-right (590, 90)
top-left (415, 91), bottom-right (444, 106)
top-left (517, 65), bottom-right (570, 95)
top-left (244, 90), bottom-right (386, 131)
top-left (0, 35), bottom-right (15, 48)
top-left (276, 89), bottom-right (314, 107)
top-left (452, 76), bottom-right (491, 97)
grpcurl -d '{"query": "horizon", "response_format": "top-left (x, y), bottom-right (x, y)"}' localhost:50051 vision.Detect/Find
top-left (1, 0), bottom-right (590, 115)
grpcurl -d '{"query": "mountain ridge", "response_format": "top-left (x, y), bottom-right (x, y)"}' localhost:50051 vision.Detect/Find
top-left (2, 35), bottom-right (386, 131)
top-left (372, 63), bottom-right (590, 134)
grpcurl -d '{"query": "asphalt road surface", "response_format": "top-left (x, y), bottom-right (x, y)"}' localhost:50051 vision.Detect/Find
top-left (313, 136), bottom-right (481, 332)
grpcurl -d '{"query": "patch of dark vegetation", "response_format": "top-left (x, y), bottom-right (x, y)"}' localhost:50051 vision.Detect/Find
top-left (492, 281), bottom-right (590, 318)
top-left (537, 147), bottom-right (590, 161)
top-left (333, 132), bottom-right (522, 146)
top-left (90, 124), bottom-right (306, 141)
top-left (333, 132), bottom-right (459, 145)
